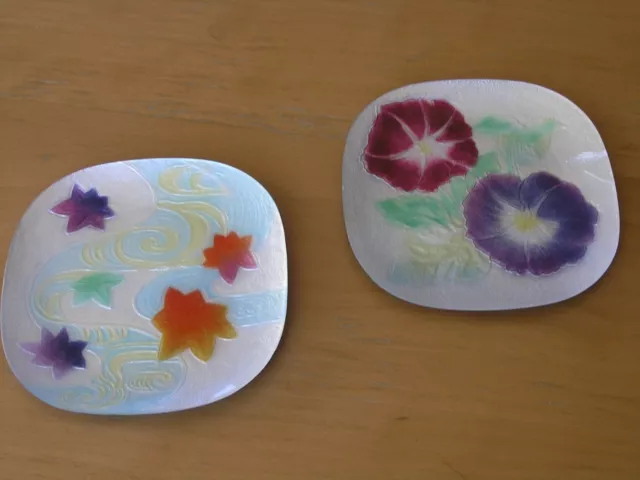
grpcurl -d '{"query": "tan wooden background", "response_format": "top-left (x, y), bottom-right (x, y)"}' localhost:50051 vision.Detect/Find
top-left (1, 0), bottom-right (639, 478)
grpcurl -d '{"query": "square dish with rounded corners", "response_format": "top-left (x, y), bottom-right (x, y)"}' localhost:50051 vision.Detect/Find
top-left (1, 158), bottom-right (287, 414)
top-left (343, 80), bottom-right (619, 310)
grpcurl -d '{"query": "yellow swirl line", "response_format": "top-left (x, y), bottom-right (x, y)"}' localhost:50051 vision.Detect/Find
top-left (61, 344), bottom-right (174, 408)
top-left (102, 348), bottom-right (161, 405)
top-left (112, 226), bottom-right (183, 268)
top-left (81, 200), bottom-right (227, 269)
top-left (158, 199), bottom-right (227, 234)
top-left (78, 326), bottom-right (129, 344)
top-left (158, 165), bottom-right (227, 196)
top-left (406, 232), bottom-right (487, 272)
top-left (82, 242), bottom-right (104, 267)
top-left (126, 371), bottom-right (173, 392)
top-left (82, 240), bottom-right (112, 267)
top-left (34, 270), bottom-right (89, 322)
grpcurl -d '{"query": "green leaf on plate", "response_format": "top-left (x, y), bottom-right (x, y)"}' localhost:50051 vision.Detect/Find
top-left (470, 151), bottom-right (501, 177)
top-left (446, 151), bottom-right (501, 201)
top-left (376, 152), bottom-right (502, 229)
top-left (376, 195), bottom-right (456, 229)
top-left (473, 117), bottom-right (515, 134)
top-left (499, 119), bottom-right (557, 168)
top-left (474, 116), bottom-right (557, 168)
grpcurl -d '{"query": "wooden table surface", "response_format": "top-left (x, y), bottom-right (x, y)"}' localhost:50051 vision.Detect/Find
top-left (1, 0), bottom-right (639, 478)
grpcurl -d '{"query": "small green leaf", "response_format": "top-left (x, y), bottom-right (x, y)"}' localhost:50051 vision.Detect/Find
top-left (473, 117), bottom-right (514, 134)
top-left (518, 119), bottom-right (556, 143)
top-left (377, 196), bottom-right (456, 229)
top-left (377, 154), bottom-right (502, 230)
top-left (72, 272), bottom-right (124, 308)
top-left (471, 152), bottom-right (501, 177)
top-left (445, 152), bottom-right (501, 203)
top-left (448, 177), bottom-right (470, 205)
top-left (500, 119), bottom-right (557, 168)
top-left (474, 117), bottom-right (557, 167)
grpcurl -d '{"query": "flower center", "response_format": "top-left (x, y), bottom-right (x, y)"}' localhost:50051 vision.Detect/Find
top-left (513, 211), bottom-right (540, 232)
top-left (417, 139), bottom-right (432, 156)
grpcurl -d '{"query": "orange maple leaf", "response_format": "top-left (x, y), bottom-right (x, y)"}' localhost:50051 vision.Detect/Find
top-left (152, 287), bottom-right (237, 362)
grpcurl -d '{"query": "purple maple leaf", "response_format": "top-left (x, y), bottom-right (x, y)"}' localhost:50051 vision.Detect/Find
top-left (21, 327), bottom-right (88, 379)
top-left (51, 184), bottom-right (115, 233)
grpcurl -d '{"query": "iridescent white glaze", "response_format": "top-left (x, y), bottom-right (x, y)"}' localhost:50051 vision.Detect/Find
top-left (1, 158), bottom-right (287, 414)
top-left (343, 80), bottom-right (619, 310)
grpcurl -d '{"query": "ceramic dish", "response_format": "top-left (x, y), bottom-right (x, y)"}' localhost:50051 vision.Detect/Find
top-left (343, 80), bottom-right (619, 310)
top-left (1, 158), bottom-right (287, 414)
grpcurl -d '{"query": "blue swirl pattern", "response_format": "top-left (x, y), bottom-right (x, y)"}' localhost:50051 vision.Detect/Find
top-left (24, 158), bottom-right (283, 414)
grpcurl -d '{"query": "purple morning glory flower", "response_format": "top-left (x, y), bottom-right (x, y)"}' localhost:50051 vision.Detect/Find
top-left (463, 172), bottom-right (598, 276)
top-left (51, 184), bottom-right (115, 233)
top-left (21, 327), bottom-right (88, 379)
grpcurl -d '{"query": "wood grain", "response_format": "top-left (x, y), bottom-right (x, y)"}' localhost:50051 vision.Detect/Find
top-left (1, 0), bottom-right (639, 478)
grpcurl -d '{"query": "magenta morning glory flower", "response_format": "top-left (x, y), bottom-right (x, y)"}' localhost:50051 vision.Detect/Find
top-left (363, 99), bottom-right (479, 192)
top-left (21, 327), bottom-right (88, 379)
top-left (51, 184), bottom-right (115, 233)
top-left (463, 172), bottom-right (598, 276)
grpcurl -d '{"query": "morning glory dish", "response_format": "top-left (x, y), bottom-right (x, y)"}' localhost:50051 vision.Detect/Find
top-left (343, 80), bottom-right (619, 310)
